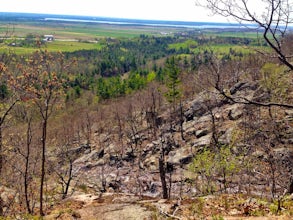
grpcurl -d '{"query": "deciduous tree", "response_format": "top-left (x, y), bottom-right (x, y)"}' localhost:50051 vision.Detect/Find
top-left (16, 50), bottom-right (67, 216)
top-left (196, 0), bottom-right (293, 70)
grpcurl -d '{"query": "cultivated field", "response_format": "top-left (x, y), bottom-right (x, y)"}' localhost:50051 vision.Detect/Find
top-left (0, 19), bottom-right (262, 54)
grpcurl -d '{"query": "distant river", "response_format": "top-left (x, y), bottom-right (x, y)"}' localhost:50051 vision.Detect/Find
top-left (44, 17), bottom-right (253, 29)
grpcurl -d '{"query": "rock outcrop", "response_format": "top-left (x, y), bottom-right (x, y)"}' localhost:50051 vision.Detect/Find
top-left (66, 81), bottom-right (292, 199)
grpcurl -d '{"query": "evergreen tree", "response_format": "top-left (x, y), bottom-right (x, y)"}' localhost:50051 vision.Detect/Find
top-left (164, 56), bottom-right (181, 106)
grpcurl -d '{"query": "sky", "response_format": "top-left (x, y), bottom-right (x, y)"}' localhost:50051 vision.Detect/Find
top-left (0, 0), bottom-right (228, 22)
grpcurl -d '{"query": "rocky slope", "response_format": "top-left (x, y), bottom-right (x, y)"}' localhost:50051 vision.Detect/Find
top-left (65, 81), bottom-right (292, 198)
top-left (47, 80), bottom-right (293, 219)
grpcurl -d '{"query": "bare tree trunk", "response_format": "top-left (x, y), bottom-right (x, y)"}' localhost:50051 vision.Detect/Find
top-left (168, 172), bottom-right (172, 199)
top-left (40, 107), bottom-right (48, 216)
top-left (159, 153), bottom-right (168, 199)
top-left (179, 100), bottom-right (185, 141)
top-left (85, 112), bottom-right (92, 147)
top-left (24, 118), bottom-right (32, 214)
top-left (0, 101), bottom-right (18, 216)
top-left (115, 110), bottom-right (124, 159)
top-left (0, 100), bottom-right (18, 177)
top-left (62, 161), bottom-right (73, 199)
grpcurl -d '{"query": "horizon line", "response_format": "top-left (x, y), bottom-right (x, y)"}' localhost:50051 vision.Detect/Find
top-left (0, 11), bottom-right (246, 25)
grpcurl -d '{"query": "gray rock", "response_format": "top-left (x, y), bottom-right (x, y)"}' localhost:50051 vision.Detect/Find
top-left (192, 134), bottom-right (212, 147)
top-left (184, 97), bottom-right (207, 121)
top-left (105, 144), bottom-right (119, 156)
top-left (252, 150), bottom-right (267, 160)
top-left (65, 144), bottom-right (91, 160)
top-left (0, 186), bottom-right (18, 205)
top-left (195, 129), bottom-right (209, 138)
top-left (167, 147), bottom-right (193, 166)
top-left (184, 108), bottom-right (195, 121)
top-left (285, 109), bottom-right (293, 117)
top-left (86, 159), bottom-right (106, 168)
top-left (182, 120), bottom-right (195, 131)
top-left (230, 82), bottom-right (247, 95)
top-left (196, 115), bottom-right (211, 124)
top-left (228, 105), bottom-right (243, 120)
top-left (218, 127), bottom-right (234, 145)
top-left (186, 126), bottom-right (197, 135)
top-left (230, 81), bottom-right (258, 95)
top-left (73, 149), bottom-right (99, 164)
top-left (182, 120), bottom-right (196, 135)
top-left (144, 155), bottom-right (158, 171)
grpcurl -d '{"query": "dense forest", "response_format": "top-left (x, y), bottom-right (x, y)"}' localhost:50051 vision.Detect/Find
top-left (61, 34), bottom-right (255, 101)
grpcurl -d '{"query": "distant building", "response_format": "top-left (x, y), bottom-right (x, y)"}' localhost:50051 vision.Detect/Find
top-left (43, 35), bottom-right (54, 42)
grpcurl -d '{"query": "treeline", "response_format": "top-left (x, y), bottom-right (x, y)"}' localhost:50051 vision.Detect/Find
top-left (65, 35), bottom-right (175, 77)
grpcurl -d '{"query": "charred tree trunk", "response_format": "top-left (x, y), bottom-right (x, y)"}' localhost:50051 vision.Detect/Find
top-left (159, 152), bottom-right (168, 199)
top-left (62, 161), bottom-right (73, 199)
top-left (179, 100), bottom-right (185, 141)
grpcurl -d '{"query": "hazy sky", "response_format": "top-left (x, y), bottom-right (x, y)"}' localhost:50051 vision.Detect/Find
top-left (0, 0), bottom-right (228, 22)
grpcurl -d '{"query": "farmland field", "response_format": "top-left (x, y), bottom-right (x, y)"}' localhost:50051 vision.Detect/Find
top-left (0, 13), bottom-right (265, 54)
top-left (0, 19), bottom-right (185, 40)
top-left (0, 40), bottom-right (104, 54)
top-left (0, 21), bottom-right (188, 54)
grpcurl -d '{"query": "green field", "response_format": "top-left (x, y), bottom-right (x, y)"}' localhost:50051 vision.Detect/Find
top-left (0, 21), bottom-right (180, 39)
top-left (205, 31), bottom-right (260, 39)
top-left (0, 40), bottom-right (104, 54)
top-left (0, 21), bottom-right (186, 54)
top-left (0, 20), bottom-right (263, 54)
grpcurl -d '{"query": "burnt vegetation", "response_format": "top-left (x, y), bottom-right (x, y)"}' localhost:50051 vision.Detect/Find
top-left (0, 5), bottom-right (293, 219)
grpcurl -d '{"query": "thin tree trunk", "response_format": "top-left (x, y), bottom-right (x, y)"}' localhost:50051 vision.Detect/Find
top-left (0, 100), bottom-right (18, 216)
top-left (62, 161), bottom-right (73, 199)
top-left (159, 154), bottom-right (168, 199)
top-left (25, 119), bottom-right (32, 214)
top-left (40, 110), bottom-right (48, 216)
top-left (0, 100), bottom-right (18, 177)
top-left (179, 100), bottom-right (185, 141)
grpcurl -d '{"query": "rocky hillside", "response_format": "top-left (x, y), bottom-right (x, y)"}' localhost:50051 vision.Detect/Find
top-left (45, 80), bottom-right (293, 218)
top-left (68, 81), bottom-right (292, 196)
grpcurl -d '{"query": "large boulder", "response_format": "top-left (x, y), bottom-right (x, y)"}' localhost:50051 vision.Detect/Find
top-left (230, 82), bottom-right (247, 95)
top-left (228, 104), bottom-right (243, 120)
top-left (61, 144), bottom-right (91, 161)
top-left (0, 186), bottom-right (18, 211)
top-left (184, 90), bottom-right (225, 121)
top-left (167, 146), bottom-right (193, 166)
top-left (144, 155), bottom-right (158, 171)
top-left (195, 129), bottom-right (209, 138)
top-left (182, 120), bottom-right (197, 135)
top-left (230, 81), bottom-right (258, 95)
top-left (192, 133), bottom-right (212, 147)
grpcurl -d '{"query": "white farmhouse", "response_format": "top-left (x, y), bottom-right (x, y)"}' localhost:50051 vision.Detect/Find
top-left (43, 35), bottom-right (54, 42)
